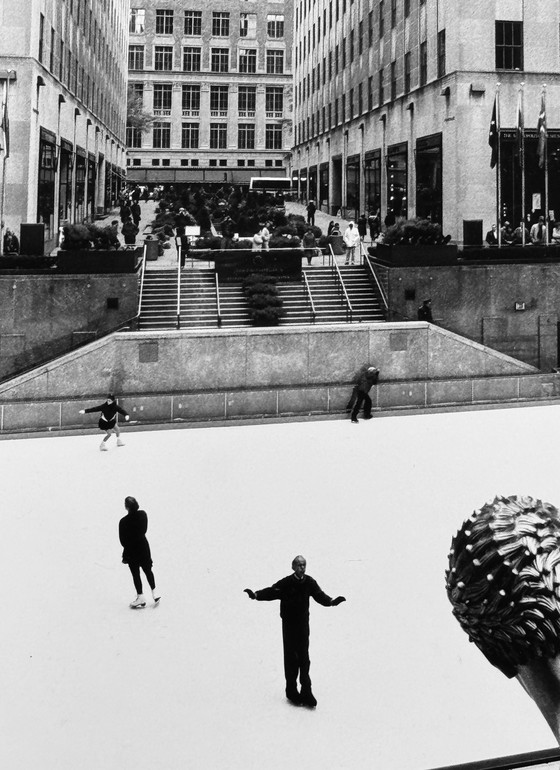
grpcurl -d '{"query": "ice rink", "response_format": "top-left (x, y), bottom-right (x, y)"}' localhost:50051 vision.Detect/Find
top-left (2, 404), bottom-right (559, 770)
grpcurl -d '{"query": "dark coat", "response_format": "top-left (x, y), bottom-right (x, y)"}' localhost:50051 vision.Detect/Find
top-left (85, 401), bottom-right (128, 423)
top-left (119, 509), bottom-right (152, 565)
top-left (255, 574), bottom-right (333, 625)
top-left (418, 303), bottom-right (434, 322)
top-left (356, 369), bottom-right (379, 394)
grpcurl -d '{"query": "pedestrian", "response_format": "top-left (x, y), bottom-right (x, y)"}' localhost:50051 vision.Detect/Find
top-left (121, 217), bottom-right (139, 245)
top-left (350, 365), bottom-right (379, 423)
top-left (119, 201), bottom-right (131, 224)
top-left (3, 228), bottom-right (20, 254)
top-left (252, 229), bottom-right (264, 251)
top-left (327, 220), bottom-right (335, 237)
top-left (119, 496), bottom-right (160, 609)
top-left (368, 210), bottom-right (380, 241)
top-left (328, 224), bottom-right (345, 256)
top-left (384, 210), bottom-right (396, 229)
top-left (131, 201), bottom-right (142, 227)
top-left (260, 222), bottom-right (271, 251)
top-left (343, 221), bottom-right (360, 264)
top-left (417, 298), bottom-right (434, 323)
top-left (306, 200), bottom-right (317, 226)
top-left (79, 394), bottom-right (130, 451)
top-left (530, 216), bottom-right (546, 244)
top-left (485, 224), bottom-right (498, 246)
top-left (357, 214), bottom-right (367, 241)
top-left (302, 228), bottom-right (317, 266)
top-left (244, 555), bottom-right (345, 708)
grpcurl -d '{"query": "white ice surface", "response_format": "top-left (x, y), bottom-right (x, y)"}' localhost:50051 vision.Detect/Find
top-left (2, 406), bottom-right (559, 770)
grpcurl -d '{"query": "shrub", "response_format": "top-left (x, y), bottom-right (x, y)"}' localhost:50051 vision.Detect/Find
top-left (61, 224), bottom-right (92, 250)
top-left (383, 218), bottom-right (450, 246)
top-left (243, 272), bottom-right (284, 326)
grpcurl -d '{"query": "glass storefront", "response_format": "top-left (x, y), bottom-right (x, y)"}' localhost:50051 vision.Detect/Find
top-left (58, 139), bottom-right (73, 223)
top-left (37, 128), bottom-right (56, 242)
top-left (87, 155), bottom-right (96, 221)
top-left (308, 165), bottom-right (318, 204)
top-left (364, 150), bottom-right (381, 215)
top-left (74, 149), bottom-right (86, 224)
top-left (319, 162), bottom-right (329, 210)
top-left (387, 143), bottom-right (408, 220)
top-left (415, 133), bottom-right (442, 223)
top-left (346, 154), bottom-right (360, 220)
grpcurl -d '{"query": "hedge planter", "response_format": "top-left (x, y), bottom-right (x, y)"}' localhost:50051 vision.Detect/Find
top-left (191, 247), bottom-right (304, 282)
top-left (375, 243), bottom-right (458, 266)
top-left (0, 256), bottom-right (57, 272)
top-left (56, 248), bottom-right (142, 273)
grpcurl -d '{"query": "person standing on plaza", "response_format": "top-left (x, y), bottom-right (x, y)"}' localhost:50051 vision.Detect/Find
top-left (244, 555), bottom-right (345, 708)
top-left (357, 214), bottom-right (368, 242)
top-left (302, 228), bottom-right (317, 266)
top-left (343, 221), bottom-right (360, 264)
top-left (121, 217), bottom-right (139, 245)
top-left (350, 365), bottom-right (379, 423)
top-left (79, 394), bottom-right (130, 451)
top-left (530, 215), bottom-right (546, 244)
top-left (417, 298), bottom-right (434, 323)
top-left (131, 200), bottom-right (142, 228)
top-left (119, 496), bottom-right (160, 609)
top-left (119, 200), bottom-right (131, 224)
top-left (368, 210), bottom-right (381, 241)
top-left (306, 200), bottom-right (317, 226)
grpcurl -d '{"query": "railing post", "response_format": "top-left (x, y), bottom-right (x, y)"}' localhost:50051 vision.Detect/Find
top-left (176, 242), bottom-right (182, 330)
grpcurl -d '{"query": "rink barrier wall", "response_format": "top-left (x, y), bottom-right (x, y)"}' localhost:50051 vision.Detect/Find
top-left (0, 321), bottom-right (552, 434)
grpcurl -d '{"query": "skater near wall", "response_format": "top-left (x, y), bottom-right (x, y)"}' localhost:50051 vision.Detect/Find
top-left (79, 394), bottom-right (130, 451)
top-left (348, 365), bottom-right (379, 423)
top-left (119, 496), bottom-right (160, 609)
top-left (244, 555), bottom-right (345, 708)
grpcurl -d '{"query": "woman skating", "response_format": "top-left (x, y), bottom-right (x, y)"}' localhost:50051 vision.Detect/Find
top-left (119, 496), bottom-right (160, 609)
top-left (79, 394), bottom-right (130, 451)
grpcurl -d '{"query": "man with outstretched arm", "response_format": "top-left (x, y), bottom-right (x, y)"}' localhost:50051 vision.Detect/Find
top-left (244, 555), bottom-right (345, 708)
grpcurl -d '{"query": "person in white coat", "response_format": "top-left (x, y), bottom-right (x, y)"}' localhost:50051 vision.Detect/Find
top-left (343, 221), bottom-right (361, 264)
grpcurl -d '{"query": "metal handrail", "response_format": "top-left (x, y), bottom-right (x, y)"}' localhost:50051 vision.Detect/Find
top-left (328, 244), bottom-right (353, 321)
top-left (215, 272), bottom-right (222, 327)
top-left (302, 270), bottom-right (316, 323)
top-left (363, 248), bottom-right (389, 312)
top-left (176, 242), bottom-right (182, 329)
top-left (136, 243), bottom-right (147, 330)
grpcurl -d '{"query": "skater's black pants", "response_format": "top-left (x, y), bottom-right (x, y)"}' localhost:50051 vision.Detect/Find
top-left (128, 561), bottom-right (155, 594)
top-left (351, 391), bottom-right (372, 421)
top-left (282, 620), bottom-right (312, 694)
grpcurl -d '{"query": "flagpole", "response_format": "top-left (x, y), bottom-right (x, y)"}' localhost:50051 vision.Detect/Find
top-left (0, 75), bottom-right (9, 257)
top-left (543, 84), bottom-right (549, 245)
top-left (520, 82), bottom-right (526, 246)
top-left (497, 83), bottom-right (502, 247)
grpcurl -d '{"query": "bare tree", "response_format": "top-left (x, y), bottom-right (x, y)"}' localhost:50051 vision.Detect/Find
top-left (127, 87), bottom-right (153, 133)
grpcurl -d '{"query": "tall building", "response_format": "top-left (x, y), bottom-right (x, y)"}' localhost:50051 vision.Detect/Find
top-left (0, 0), bottom-right (129, 253)
top-left (292, 0), bottom-right (560, 241)
top-left (125, 1), bottom-right (293, 187)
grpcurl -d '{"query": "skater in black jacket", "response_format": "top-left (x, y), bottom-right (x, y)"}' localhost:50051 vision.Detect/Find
top-left (244, 555), bottom-right (345, 707)
top-left (119, 496), bottom-right (160, 609)
top-left (79, 394), bottom-right (130, 451)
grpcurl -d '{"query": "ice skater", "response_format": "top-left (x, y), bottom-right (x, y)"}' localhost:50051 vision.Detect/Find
top-left (119, 496), bottom-right (160, 609)
top-left (79, 394), bottom-right (130, 451)
top-left (349, 365), bottom-right (379, 423)
top-left (244, 555), bottom-right (345, 708)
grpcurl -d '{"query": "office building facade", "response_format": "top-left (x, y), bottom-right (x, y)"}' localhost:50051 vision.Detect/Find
top-left (0, 0), bottom-right (128, 252)
top-left (292, 0), bottom-right (560, 241)
top-left (125, 0), bottom-right (293, 187)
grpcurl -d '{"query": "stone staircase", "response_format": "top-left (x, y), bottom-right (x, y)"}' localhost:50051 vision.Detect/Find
top-left (139, 266), bottom-right (386, 330)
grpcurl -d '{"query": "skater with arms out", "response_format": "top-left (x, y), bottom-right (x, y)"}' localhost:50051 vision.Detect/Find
top-left (244, 555), bottom-right (345, 708)
top-left (119, 496), bottom-right (160, 609)
top-left (79, 394), bottom-right (130, 451)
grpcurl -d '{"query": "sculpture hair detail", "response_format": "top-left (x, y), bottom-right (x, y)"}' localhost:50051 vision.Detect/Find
top-left (446, 495), bottom-right (560, 678)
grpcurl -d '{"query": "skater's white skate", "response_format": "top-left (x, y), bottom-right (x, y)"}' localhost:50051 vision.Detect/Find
top-left (129, 595), bottom-right (146, 609)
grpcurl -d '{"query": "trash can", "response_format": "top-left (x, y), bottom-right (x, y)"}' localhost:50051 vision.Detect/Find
top-left (144, 238), bottom-right (159, 261)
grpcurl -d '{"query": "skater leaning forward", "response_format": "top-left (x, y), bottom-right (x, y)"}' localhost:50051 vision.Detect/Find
top-left (119, 496), bottom-right (160, 609)
top-left (79, 394), bottom-right (130, 451)
top-left (244, 555), bottom-right (345, 708)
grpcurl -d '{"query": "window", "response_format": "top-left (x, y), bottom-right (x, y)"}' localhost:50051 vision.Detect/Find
top-left (183, 46), bottom-right (201, 72)
top-left (238, 124), bottom-right (255, 149)
top-left (267, 14), bottom-right (284, 38)
top-left (182, 84), bottom-right (200, 112)
top-left (358, 21), bottom-right (363, 55)
top-left (240, 13), bottom-right (257, 37)
top-left (212, 12), bottom-right (230, 37)
top-left (391, 0), bottom-right (397, 28)
top-left (391, 61), bottom-right (397, 100)
top-left (155, 9), bottom-right (173, 35)
top-left (126, 126), bottom-right (142, 148)
top-left (266, 86), bottom-right (283, 113)
top-left (404, 51), bottom-right (411, 93)
top-left (368, 75), bottom-right (373, 110)
top-left (153, 84), bottom-right (172, 112)
top-left (265, 124), bottom-right (282, 149)
top-left (379, 1), bottom-right (384, 37)
top-left (358, 82), bottom-right (363, 113)
top-left (39, 13), bottom-right (45, 62)
top-left (349, 30), bottom-right (354, 61)
top-left (437, 30), bottom-right (446, 78)
top-left (495, 20), bottom-right (523, 70)
top-left (404, 0), bottom-right (410, 17)
top-left (162, 159), bottom-right (170, 167)
top-left (153, 121), bottom-right (171, 148)
top-left (210, 85), bottom-right (229, 112)
top-left (239, 49), bottom-right (257, 73)
top-left (342, 37), bottom-right (346, 68)
top-left (181, 123), bottom-right (199, 148)
top-left (349, 88), bottom-right (354, 117)
top-left (128, 45), bottom-right (144, 70)
top-left (379, 67), bottom-right (384, 104)
top-left (238, 86), bottom-right (256, 112)
top-left (154, 46), bottom-right (173, 71)
top-left (211, 48), bottom-right (229, 72)
top-left (419, 40), bottom-right (427, 85)
top-left (191, 159), bottom-right (199, 166)
top-left (184, 10), bottom-right (202, 36)
top-left (129, 8), bottom-right (146, 33)
top-left (210, 123), bottom-right (227, 149)
top-left (266, 49), bottom-right (284, 74)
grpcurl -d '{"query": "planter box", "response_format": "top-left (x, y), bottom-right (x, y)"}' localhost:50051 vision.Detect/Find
top-left (375, 243), bottom-right (459, 266)
top-left (191, 248), bottom-right (304, 282)
top-left (56, 248), bottom-right (142, 273)
top-left (460, 245), bottom-right (560, 262)
top-left (0, 256), bottom-right (57, 272)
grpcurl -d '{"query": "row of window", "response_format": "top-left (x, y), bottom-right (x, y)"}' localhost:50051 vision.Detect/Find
top-left (296, 31), bottom-right (444, 108)
top-left (130, 9), bottom-right (285, 39)
top-left (132, 84), bottom-right (284, 114)
top-left (128, 45), bottom-right (285, 74)
top-left (127, 123), bottom-right (283, 150)
top-left (296, 0), bottom-right (423, 31)
top-left (128, 158), bottom-right (285, 169)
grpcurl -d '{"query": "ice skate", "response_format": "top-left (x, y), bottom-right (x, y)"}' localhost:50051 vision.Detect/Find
top-left (152, 590), bottom-right (161, 606)
top-left (117, 438), bottom-right (125, 447)
top-left (286, 688), bottom-right (302, 706)
top-left (99, 441), bottom-right (109, 451)
top-left (351, 418), bottom-right (359, 423)
top-left (300, 688), bottom-right (317, 708)
top-left (129, 594), bottom-right (146, 609)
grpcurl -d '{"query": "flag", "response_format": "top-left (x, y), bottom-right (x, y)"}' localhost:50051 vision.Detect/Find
top-left (489, 95), bottom-right (498, 169)
top-left (516, 89), bottom-right (524, 166)
top-left (537, 92), bottom-right (547, 169)
top-left (0, 79), bottom-right (9, 160)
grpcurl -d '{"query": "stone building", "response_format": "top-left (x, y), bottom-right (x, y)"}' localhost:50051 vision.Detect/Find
top-left (0, 0), bottom-right (129, 253)
top-left (291, 0), bottom-right (560, 242)
top-left (125, 0), bottom-right (293, 188)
